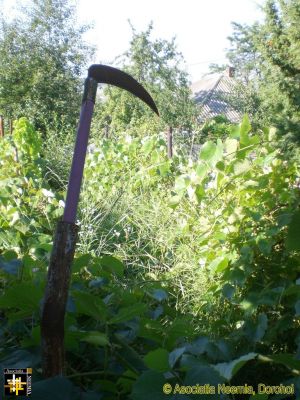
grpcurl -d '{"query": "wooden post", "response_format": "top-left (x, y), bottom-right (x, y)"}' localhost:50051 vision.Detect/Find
top-left (167, 126), bottom-right (173, 158)
top-left (9, 119), bottom-right (13, 135)
top-left (0, 115), bottom-right (4, 138)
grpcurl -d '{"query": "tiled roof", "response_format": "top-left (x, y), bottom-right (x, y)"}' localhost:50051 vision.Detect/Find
top-left (191, 72), bottom-right (242, 123)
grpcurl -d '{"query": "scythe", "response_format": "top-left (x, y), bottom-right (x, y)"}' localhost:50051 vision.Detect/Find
top-left (41, 65), bottom-right (159, 377)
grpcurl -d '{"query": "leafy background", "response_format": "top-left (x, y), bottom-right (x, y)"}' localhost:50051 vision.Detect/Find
top-left (0, 0), bottom-right (300, 398)
top-left (0, 116), bottom-right (299, 399)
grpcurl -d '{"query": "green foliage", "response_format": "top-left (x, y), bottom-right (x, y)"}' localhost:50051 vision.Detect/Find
top-left (92, 23), bottom-right (197, 136)
top-left (0, 118), bottom-right (64, 252)
top-left (1, 116), bottom-right (300, 398)
top-left (12, 117), bottom-right (42, 160)
top-left (224, 0), bottom-right (300, 144)
top-left (0, 0), bottom-right (94, 133)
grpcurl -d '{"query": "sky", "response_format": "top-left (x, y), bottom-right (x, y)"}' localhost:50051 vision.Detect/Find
top-left (76, 0), bottom-right (265, 82)
top-left (2, 0), bottom-right (264, 82)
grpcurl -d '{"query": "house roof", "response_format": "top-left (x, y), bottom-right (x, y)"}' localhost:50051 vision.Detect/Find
top-left (191, 71), bottom-right (242, 123)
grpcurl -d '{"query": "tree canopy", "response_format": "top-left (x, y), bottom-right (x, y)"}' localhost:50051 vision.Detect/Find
top-left (0, 0), bottom-right (94, 133)
top-left (223, 0), bottom-right (300, 144)
top-left (92, 23), bottom-right (197, 137)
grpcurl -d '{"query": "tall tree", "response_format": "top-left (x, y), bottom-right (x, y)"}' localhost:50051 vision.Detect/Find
top-left (255, 0), bottom-right (300, 141)
top-left (224, 0), bottom-right (300, 143)
top-left (0, 0), bottom-right (94, 133)
top-left (93, 23), bottom-right (197, 136)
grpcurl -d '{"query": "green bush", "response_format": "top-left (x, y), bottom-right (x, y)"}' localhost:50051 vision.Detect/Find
top-left (1, 116), bottom-right (300, 398)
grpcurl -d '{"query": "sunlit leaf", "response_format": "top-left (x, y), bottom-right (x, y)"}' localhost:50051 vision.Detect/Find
top-left (239, 115), bottom-right (251, 145)
top-left (209, 256), bottom-right (229, 274)
top-left (213, 352), bottom-right (257, 380)
top-left (144, 348), bottom-right (169, 372)
top-left (199, 141), bottom-right (216, 162)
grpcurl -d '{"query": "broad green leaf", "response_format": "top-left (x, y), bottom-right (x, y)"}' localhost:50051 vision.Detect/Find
top-left (195, 184), bottom-right (205, 202)
top-left (0, 349), bottom-right (39, 370)
top-left (282, 284), bottom-right (300, 297)
top-left (65, 329), bottom-right (86, 351)
top-left (1, 250), bottom-right (18, 260)
top-left (248, 134), bottom-right (260, 145)
top-left (184, 365), bottom-right (224, 388)
top-left (139, 318), bottom-right (164, 344)
top-left (286, 210), bottom-right (300, 251)
top-left (225, 138), bottom-right (238, 156)
top-left (216, 160), bottom-right (225, 171)
top-left (213, 352), bottom-right (257, 380)
top-left (109, 303), bottom-right (147, 324)
top-left (209, 256), bottom-right (229, 274)
top-left (216, 171), bottom-right (225, 190)
top-left (180, 354), bottom-right (207, 370)
top-left (142, 137), bottom-right (155, 155)
top-left (186, 337), bottom-right (209, 355)
top-left (165, 318), bottom-right (194, 348)
top-left (0, 282), bottom-right (43, 311)
top-left (21, 326), bottom-right (40, 348)
top-left (168, 195), bottom-right (182, 209)
top-left (158, 162), bottom-right (170, 176)
top-left (257, 238), bottom-right (272, 255)
top-left (144, 348), bottom-right (169, 372)
top-left (72, 290), bottom-right (107, 320)
top-left (31, 376), bottom-right (74, 400)
top-left (174, 175), bottom-right (190, 193)
top-left (169, 347), bottom-right (186, 368)
top-left (117, 370), bottom-right (138, 394)
top-left (233, 160), bottom-right (251, 176)
top-left (259, 353), bottom-right (300, 373)
top-left (254, 313), bottom-right (268, 342)
top-left (195, 163), bottom-right (209, 181)
top-left (72, 253), bottom-right (91, 273)
top-left (100, 255), bottom-right (124, 278)
top-left (277, 213), bottom-right (292, 228)
top-left (200, 141), bottom-right (216, 162)
top-left (239, 115), bottom-right (251, 145)
top-left (113, 334), bottom-right (146, 372)
top-left (81, 331), bottom-right (109, 346)
top-left (131, 371), bottom-right (167, 400)
top-left (15, 223), bottom-right (29, 234)
top-left (229, 124), bottom-right (240, 139)
top-left (213, 139), bottom-right (224, 166)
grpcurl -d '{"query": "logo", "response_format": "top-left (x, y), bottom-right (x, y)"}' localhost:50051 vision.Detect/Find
top-left (4, 368), bottom-right (32, 397)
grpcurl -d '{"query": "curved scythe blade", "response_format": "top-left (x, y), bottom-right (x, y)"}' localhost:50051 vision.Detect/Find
top-left (88, 64), bottom-right (159, 116)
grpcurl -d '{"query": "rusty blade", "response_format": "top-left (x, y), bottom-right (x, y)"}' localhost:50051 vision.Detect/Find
top-left (88, 64), bottom-right (159, 116)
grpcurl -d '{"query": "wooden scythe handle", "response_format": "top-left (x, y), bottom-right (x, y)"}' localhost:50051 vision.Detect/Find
top-left (41, 220), bottom-right (79, 377)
